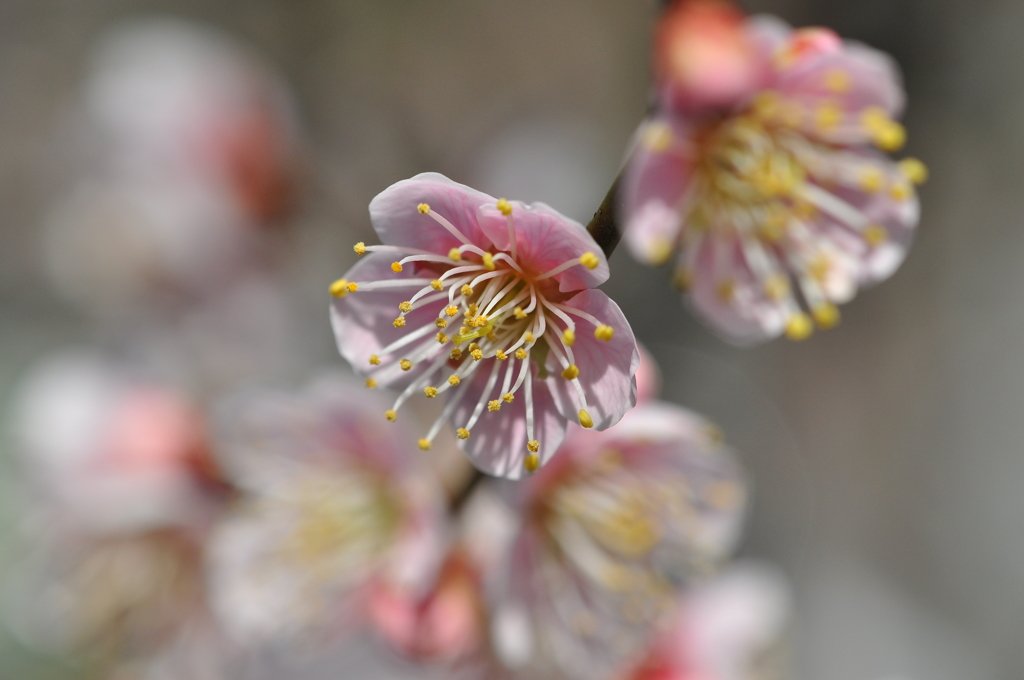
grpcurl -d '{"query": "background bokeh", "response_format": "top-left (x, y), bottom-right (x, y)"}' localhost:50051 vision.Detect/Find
top-left (0, 0), bottom-right (1017, 678)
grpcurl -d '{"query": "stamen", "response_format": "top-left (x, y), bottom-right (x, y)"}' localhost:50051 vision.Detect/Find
top-left (418, 438), bottom-right (431, 450)
top-left (536, 252), bottom-right (601, 281)
top-left (385, 410), bottom-right (397, 421)
top-left (527, 440), bottom-right (540, 453)
top-left (562, 364), bottom-right (580, 380)
top-left (399, 301), bottom-right (413, 313)
top-left (525, 368), bottom-right (537, 450)
top-left (899, 158), bottom-right (928, 184)
top-left (450, 348), bottom-right (463, 360)
top-left (435, 319), bottom-right (448, 329)
top-left (393, 317), bottom-right (406, 328)
top-left (448, 375), bottom-right (461, 386)
top-left (392, 262), bottom-right (403, 273)
top-left (431, 280), bottom-right (443, 290)
top-left (369, 355), bottom-right (381, 365)
top-left (400, 359), bottom-right (413, 371)
top-left (461, 284), bottom-right (474, 297)
top-left (457, 428), bottom-right (470, 439)
top-left (579, 409), bottom-right (594, 429)
top-left (497, 198), bottom-right (517, 260)
top-left (488, 400), bottom-right (501, 412)
top-left (436, 332), bottom-right (448, 344)
top-left (785, 313), bottom-right (814, 341)
top-left (449, 248), bottom-right (462, 261)
top-left (594, 325), bottom-right (615, 341)
top-left (354, 242), bottom-right (366, 255)
top-left (464, 361), bottom-right (503, 432)
top-left (524, 453), bottom-right (540, 472)
top-left (482, 253), bottom-right (496, 271)
top-left (329, 279), bottom-right (350, 297)
top-left (424, 386), bottom-right (438, 398)
top-left (365, 378), bottom-right (377, 389)
top-left (420, 205), bottom-right (472, 245)
top-left (349, 279), bottom-right (434, 291)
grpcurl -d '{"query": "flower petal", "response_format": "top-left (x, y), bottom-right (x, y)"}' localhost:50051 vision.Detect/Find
top-left (369, 173), bottom-right (494, 254)
top-left (477, 201), bottom-right (608, 292)
top-left (544, 289), bottom-right (639, 430)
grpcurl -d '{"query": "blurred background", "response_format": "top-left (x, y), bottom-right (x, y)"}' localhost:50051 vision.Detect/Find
top-left (0, 0), bottom-right (1017, 678)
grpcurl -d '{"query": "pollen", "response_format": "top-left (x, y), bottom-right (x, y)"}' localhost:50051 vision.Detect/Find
top-left (764, 274), bottom-right (790, 301)
top-left (824, 69), bottom-right (850, 93)
top-left (471, 349), bottom-right (484, 361)
top-left (445, 305), bottom-right (458, 317)
top-left (400, 359), bottom-right (413, 371)
top-left (579, 252), bottom-right (600, 270)
top-left (448, 374), bottom-right (461, 386)
top-left (524, 453), bottom-right (540, 473)
top-left (449, 248), bottom-right (462, 261)
top-left (418, 438), bottom-right (431, 451)
top-left (527, 440), bottom-right (540, 453)
top-left (430, 279), bottom-right (443, 291)
top-left (391, 262), bottom-right (403, 273)
top-left (495, 350), bottom-right (508, 360)
top-left (858, 168), bottom-right (884, 193)
top-left (417, 203), bottom-right (430, 214)
top-left (457, 428), bottom-right (470, 440)
top-left (385, 410), bottom-right (397, 422)
top-left (435, 318), bottom-right (448, 329)
top-left (562, 329), bottom-right (575, 346)
top-left (524, 332), bottom-right (535, 344)
top-left (399, 301), bottom-right (412, 313)
top-left (785, 313), bottom-right (814, 341)
top-left (329, 279), bottom-right (350, 297)
top-left (369, 354), bottom-right (381, 365)
top-left (515, 348), bottom-right (527, 360)
top-left (514, 307), bottom-right (527, 320)
top-left (436, 332), bottom-right (448, 344)
top-left (863, 224), bottom-right (888, 247)
top-left (496, 198), bottom-right (512, 215)
top-left (812, 302), bottom-right (841, 330)
top-left (889, 182), bottom-right (912, 201)
top-left (815, 101), bottom-right (843, 131)
top-left (578, 409), bottom-right (594, 429)
top-left (354, 242), bottom-right (366, 256)
top-left (594, 325), bottom-right (614, 342)
top-left (649, 238), bottom-right (673, 265)
top-left (482, 253), bottom-right (495, 271)
top-left (393, 317), bottom-right (406, 328)
top-left (875, 121), bottom-right (906, 152)
top-left (561, 364), bottom-right (580, 380)
top-left (467, 303), bottom-right (478, 317)
top-left (461, 284), bottom-right (474, 297)
top-left (809, 255), bottom-right (832, 281)
top-left (898, 158), bottom-right (928, 185)
top-left (488, 400), bottom-right (501, 412)
top-left (424, 386), bottom-right (438, 398)
top-left (450, 348), bottom-right (463, 361)
top-left (365, 378), bottom-right (377, 389)
top-left (502, 392), bottom-right (514, 403)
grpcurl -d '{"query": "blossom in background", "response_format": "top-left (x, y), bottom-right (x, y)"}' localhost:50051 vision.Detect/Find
top-left (622, 0), bottom-right (925, 344)
top-left (205, 375), bottom-right (444, 650)
top-left (489, 400), bottom-right (747, 677)
top-left (331, 173), bottom-right (639, 478)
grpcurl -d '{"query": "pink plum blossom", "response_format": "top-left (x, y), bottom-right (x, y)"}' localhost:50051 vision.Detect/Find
top-left (623, 2), bottom-right (926, 344)
top-left (489, 400), bottom-right (747, 678)
top-left (204, 375), bottom-right (444, 650)
top-left (330, 173), bottom-right (639, 479)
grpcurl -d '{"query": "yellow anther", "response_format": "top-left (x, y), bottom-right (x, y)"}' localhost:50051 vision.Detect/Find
top-left (436, 332), bottom-right (448, 344)
top-left (449, 248), bottom-right (462, 261)
top-left (524, 332), bottom-right (535, 344)
top-left (448, 374), bottom-right (461, 386)
top-left (475, 315), bottom-right (489, 328)
top-left (459, 326), bottom-right (471, 335)
top-left (527, 440), bottom-right (540, 453)
top-left (751, 90), bottom-right (780, 119)
top-left (445, 305), bottom-right (458, 317)
top-left (809, 254), bottom-right (831, 282)
top-left (469, 342), bottom-right (480, 351)
top-left (524, 453), bottom-right (540, 473)
top-left (399, 301), bottom-right (413, 313)
top-left (354, 242), bottom-right (366, 256)
top-left (502, 392), bottom-right (515, 403)
top-left (784, 313), bottom-right (814, 341)
top-left (482, 253), bottom-right (496, 271)
top-left (418, 438), bottom-right (431, 451)
top-left (594, 325), bottom-right (614, 342)
top-left (641, 122), bottom-right (674, 153)
top-left (649, 238), bottom-right (673, 266)
top-left (863, 224), bottom-right (888, 247)
top-left (889, 182), bottom-right (911, 202)
top-left (385, 410), bottom-right (397, 422)
top-left (435, 318), bottom-right (448, 329)
top-left (861, 106), bottom-right (889, 133)
top-left (562, 329), bottom-right (575, 346)
top-left (393, 317), bottom-right (406, 328)
top-left (763, 274), bottom-right (791, 301)
top-left (496, 198), bottom-right (513, 215)
top-left (716, 279), bottom-right (736, 302)
top-left (391, 262), bottom-right (403, 273)
top-left (793, 200), bottom-right (817, 220)
top-left (457, 428), bottom-right (470, 440)
top-left (898, 157), bottom-right (928, 185)
top-left (812, 302), bottom-right (841, 330)
top-left (400, 359), bottom-right (413, 371)
top-left (461, 285), bottom-right (474, 297)
top-left (673, 269), bottom-right (693, 291)
top-left (369, 354), bottom-right (381, 366)
top-left (495, 350), bottom-right (508, 360)
top-left (824, 69), bottom-right (850, 93)
top-left (514, 307), bottom-right (527, 320)
top-left (858, 168), bottom-right (884, 193)
top-left (450, 348), bottom-right (463, 361)
top-left (561, 364), bottom-right (580, 380)
top-left (365, 378), bottom-right (377, 389)
top-left (515, 348), bottom-right (528, 360)
top-left (579, 252), bottom-right (600, 270)
top-left (467, 304), bottom-right (478, 316)
top-left (430, 279), bottom-right (443, 291)
top-left (875, 121), bottom-right (906, 152)
top-left (471, 349), bottom-right (484, 361)
top-left (329, 279), bottom-right (350, 297)
top-left (815, 101), bottom-right (843, 131)
top-left (488, 400), bottom-right (501, 412)
top-left (424, 386), bottom-right (438, 398)
top-left (417, 203), bottom-right (430, 214)
top-left (578, 409), bottom-right (594, 429)
top-left (347, 282), bottom-right (359, 293)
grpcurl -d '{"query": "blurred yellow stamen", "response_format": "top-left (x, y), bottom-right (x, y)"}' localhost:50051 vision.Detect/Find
top-left (488, 400), bottom-right (501, 412)
top-left (418, 438), bottom-right (431, 450)
top-left (562, 329), bottom-right (575, 346)
top-left (424, 386), bottom-right (438, 398)
top-left (400, 359), bottom-right (413, 371)
top-left (524, 453), bottom-right (540, 472)
top-left (562, 364), bottom-right (580, 380)
top-left (385, 410), bottom-right (397, 421)
top-left (579, 252), bottom-right (600, 270)
top-left (496, 198), bottom-right (512, 215)
top-left (785, 313), bottom-right (814, 341)
top-left (457, 428), bottom-right (470, 439)
top-left (594, 325), bottom-right (614, 342)
top-left (579, 409), bottom-right (594, 429)
top-left (391, 262), bottom-right (403, 273)
top-left (354, 242), bottom-right (366, 255)
top-left (417, 203), bottom-right (430, 214)
top-left (527, 440), bottom-right (540, 453)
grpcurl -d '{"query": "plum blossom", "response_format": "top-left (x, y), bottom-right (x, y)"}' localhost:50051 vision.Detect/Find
top-left (622, 0), bottom-right (926, 344)
top-left (489, 400), bottom-right (747, 678)
top-left (204, 375), bottom-right (444, 650)
top-left (330, 173), bottom-right (639, 479)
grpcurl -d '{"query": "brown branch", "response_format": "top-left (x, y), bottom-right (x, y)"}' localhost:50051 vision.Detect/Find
top-left (586, 173), bottom-right (622, 259)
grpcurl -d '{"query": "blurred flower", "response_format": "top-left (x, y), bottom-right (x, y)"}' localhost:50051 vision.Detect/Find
top-left (623, 562), bottom-right (792, 680)
top-left (205, 375), bottom-right (444, 651)
top-left (489, 401), bottom-right (747, 677)
top-left (331, 173), bottom-right (639, 479)
top-left (623, 2), bottom-right (925, 344)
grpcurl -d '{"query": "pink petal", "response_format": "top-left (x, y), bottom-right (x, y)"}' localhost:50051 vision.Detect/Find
top-left (452, 363), bottom-right (567, 480)
top-left (544, 289), bottom-right (639, 430)
top-left (477, 201), bottom-right (608, 293)
top-left (369, 173), bottom-right (494, 254)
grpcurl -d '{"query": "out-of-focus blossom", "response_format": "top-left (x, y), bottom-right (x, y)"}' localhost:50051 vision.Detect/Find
top-left (489, 401), bottom-right (747, 677)
top-left (623, 1), bottom-right (925, 344)
top-left (623, 562), bottom-right (792, 680)
top-left (45, 18), bottom-right (301, 311)
top-left (331, 173), bottom-right (639, 479)
top-left (205, 375), bottom-right (444, 651)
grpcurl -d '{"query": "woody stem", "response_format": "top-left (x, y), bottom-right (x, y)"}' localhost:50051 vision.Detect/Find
top-left (586, 173), bottom-right (622, 259)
